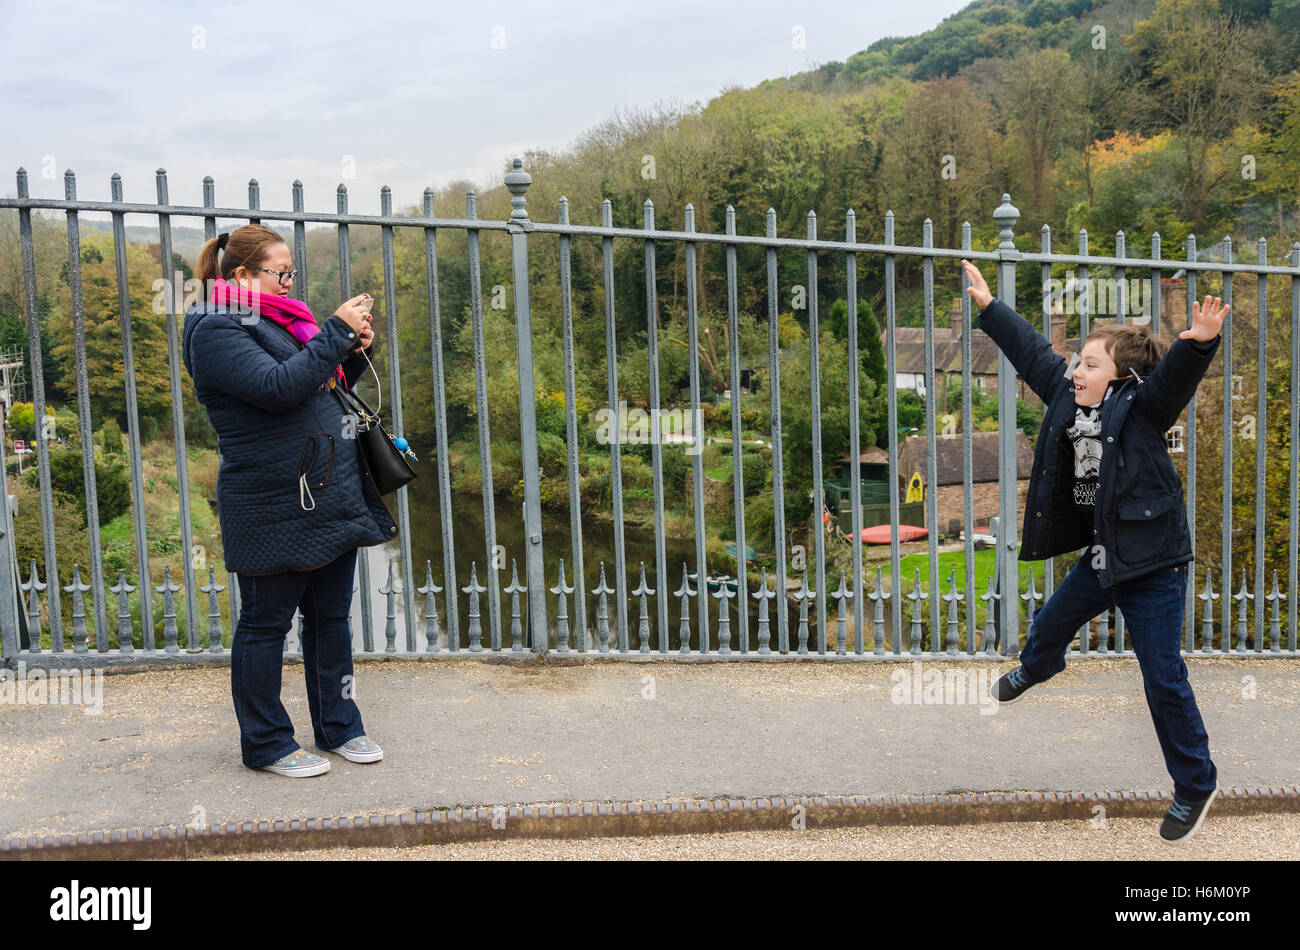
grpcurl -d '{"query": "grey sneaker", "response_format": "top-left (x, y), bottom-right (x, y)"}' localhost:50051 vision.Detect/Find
top-left (320, 735), bottom-right (383, 763)
top-left (261, 748), bottom-right (330, 777)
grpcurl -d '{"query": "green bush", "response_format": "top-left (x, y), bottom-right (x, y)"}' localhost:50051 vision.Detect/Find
top-left (25, 450), bottom-right (132, 527)
top-left (536, 432), bottom-right (569, 476)
top-left (745, 492), bottom-right (775, 548)
top-left (99, 418), bottom-right (125, 457)
top-left (660, 444), bottom-right (690, 493)
top-left (741, 448), bottom-right (767, 497)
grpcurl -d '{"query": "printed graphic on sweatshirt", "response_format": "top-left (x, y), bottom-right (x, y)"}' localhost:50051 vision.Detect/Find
top-left (1067, 405), bottom-right (1102, 507)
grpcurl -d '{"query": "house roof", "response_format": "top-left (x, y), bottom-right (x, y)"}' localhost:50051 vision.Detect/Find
top-left (884, 327), bottom-right (1003, 376)
top-left (899, 430), bottom-right (1033, 485)
top-left (836, 446), bottom-right (890, 465)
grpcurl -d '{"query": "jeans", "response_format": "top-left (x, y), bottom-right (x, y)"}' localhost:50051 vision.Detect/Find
top-left (1018, 554), bottom-right (1217, 804)
top-left (231, 548), bottom-right (364, 769)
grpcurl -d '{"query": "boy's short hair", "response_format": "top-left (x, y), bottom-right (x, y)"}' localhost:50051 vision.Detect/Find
top-left (1084, 322), bottom-right (1171, 378)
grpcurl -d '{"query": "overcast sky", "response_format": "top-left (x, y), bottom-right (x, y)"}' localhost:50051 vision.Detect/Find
top-left (1, 0), bottom-right (970, 218)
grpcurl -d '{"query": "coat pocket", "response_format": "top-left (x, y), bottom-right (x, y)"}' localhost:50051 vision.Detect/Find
top-left (1116, 491), bottom-right (1179, 521)
top-left (1114, 491), bottom-right (1180, 563)
top-left (295, 433), bottom-right (337, 511)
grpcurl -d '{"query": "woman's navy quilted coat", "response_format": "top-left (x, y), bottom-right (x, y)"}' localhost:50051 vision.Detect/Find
top-left (181, 301), bottom-right (398, 575)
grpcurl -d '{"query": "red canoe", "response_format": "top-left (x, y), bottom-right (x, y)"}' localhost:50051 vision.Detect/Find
top-left (857, 524), bottom-right (928, 544)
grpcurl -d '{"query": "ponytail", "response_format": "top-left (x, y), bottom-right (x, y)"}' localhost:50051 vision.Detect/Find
top-left (194, 224), bottom-right (286, 287)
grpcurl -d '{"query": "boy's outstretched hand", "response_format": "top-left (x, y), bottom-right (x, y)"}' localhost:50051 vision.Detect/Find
top-left (1180, 295), bottom-right (1228, 342)
top-left (960, 259), bottom-right (993, 309)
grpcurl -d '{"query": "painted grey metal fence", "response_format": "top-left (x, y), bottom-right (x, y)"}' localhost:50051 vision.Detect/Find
top-left (1, 159), bottom-right (1298, 664)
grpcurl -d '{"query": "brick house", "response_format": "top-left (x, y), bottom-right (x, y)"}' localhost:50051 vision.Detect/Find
top-left (887, 298), bottom-right (1016, 401)
top-left (898, 430), bottom-right (1034, 539)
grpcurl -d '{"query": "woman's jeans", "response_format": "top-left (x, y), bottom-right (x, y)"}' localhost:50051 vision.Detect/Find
top-left (231, 548), bottom-right (364, 769)
top-left (1017, 555), bottom-right (1217, 804)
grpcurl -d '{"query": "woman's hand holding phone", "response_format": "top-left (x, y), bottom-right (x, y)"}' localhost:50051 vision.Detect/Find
top-left (333, 294), bottom-right (371, 335)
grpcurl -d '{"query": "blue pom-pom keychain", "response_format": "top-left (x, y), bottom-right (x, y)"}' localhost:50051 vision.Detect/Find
top-left (393, 436), bottom-right (418, 462)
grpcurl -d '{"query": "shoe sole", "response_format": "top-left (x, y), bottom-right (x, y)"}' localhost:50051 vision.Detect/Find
top-left (319, 746), bottom-right (383, 763)
top-left (261, 760), bottom-right (330, 777)
top-left (1158, 787), bottom-right (1218, 845)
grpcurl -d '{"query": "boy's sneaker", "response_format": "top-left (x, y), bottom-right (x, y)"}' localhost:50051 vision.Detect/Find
top-left (260, 748), bottom-right (330, 777)
top-left (319, 735), bottom-right (383, 763)
top-left (990, 666), bottom-right (1034, 705)
top-left (1158, 788), bottom-right (1217, 845)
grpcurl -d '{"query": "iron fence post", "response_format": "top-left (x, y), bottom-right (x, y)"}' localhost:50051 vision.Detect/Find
top-left (993, 194), bottom-right (1021, 656)
top-left (0, 487), bottom-right (18, 663)
top-left (505, 159), bottom-right (548, 652)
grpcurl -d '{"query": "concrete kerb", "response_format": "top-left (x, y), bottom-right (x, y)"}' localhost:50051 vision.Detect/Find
top-left (3, 786), bottom-right (1298, 860)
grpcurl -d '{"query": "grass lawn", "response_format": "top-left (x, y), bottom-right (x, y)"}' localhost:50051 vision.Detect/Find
top-left (897, 547), bottom-right (1053, 597)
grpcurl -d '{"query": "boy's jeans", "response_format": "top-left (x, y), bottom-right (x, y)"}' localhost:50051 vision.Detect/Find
top-left (231, 548), bottom-right (365, 769)
top-left (1017, 554), bottom-right (1217, 804)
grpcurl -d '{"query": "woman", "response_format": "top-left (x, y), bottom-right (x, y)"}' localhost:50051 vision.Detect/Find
top-left (181, 223), bottom-right (397, 778)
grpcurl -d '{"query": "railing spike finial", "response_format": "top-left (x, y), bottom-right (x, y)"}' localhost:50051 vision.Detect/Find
top-left (1199, 565), bottom-right (1219, 653)
top-left (632, 561), bottom-right (654, 654)
top-left (943, 569), bottom-right (963, 655)
top-left (460, 561), bottom-right (486, 653)
top-left (504, 158), bottom-right (531, 221)
top-left (868, 566), bottom-right (888, 656)
top-left (592, 562), bottom-right (613, 654)
top-left (550, 559), bottom-right (574, 654)
top-left (418, 559), bottom-right (444, 653)
top-left (1265, 570), bottom-right (1284, 653)
top-left (994, 193), bottom-right (1019, 250)
top-left (831, 570), bottom-right (851, 656)
top-left (752, 568), bottom-right (775, 656)
top-left (504, 559), bottom-right (527, 654)
top-left (674, 562), bottom-right (695, 655)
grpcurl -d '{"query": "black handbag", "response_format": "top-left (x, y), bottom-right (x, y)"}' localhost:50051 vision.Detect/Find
top-left (335, 384), bottom-right (417, 496)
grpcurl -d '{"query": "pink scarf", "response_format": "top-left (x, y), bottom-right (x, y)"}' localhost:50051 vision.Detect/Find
top-left (210, 277), bottom-right (345, 385)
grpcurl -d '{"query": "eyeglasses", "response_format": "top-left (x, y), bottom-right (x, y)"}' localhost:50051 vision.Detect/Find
top-left (254, 265), bottom-right (297, 287)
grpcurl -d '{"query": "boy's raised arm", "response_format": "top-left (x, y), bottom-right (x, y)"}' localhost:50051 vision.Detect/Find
top-left (961, 259), bottom-right (1069, 404)
top-left (1137, 295), bottom-right (1227, 430)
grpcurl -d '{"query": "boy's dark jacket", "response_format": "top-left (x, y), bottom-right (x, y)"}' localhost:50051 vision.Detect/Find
top-left (181, 302), bottom-right (398, 575)
top-left (975, 299), bottom-right (1219, 588)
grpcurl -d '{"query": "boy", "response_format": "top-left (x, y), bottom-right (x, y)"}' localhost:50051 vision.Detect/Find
top-left (960, 259), bottom-right (1227, 845)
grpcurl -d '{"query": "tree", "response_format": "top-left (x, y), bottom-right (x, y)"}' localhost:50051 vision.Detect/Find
top-left (24, 449), bottom-right (131, 528)
top-left (879, 77), bottom-right (1002, 251)
top-left (7, 401), bottom-right (34, 438)
top-left (777, 322), bottom-right (885, 531)
top-left (49, 232), bottom-right (176, 436)
top-left (1125, 0), bottom-right (1268, 230)
top-left (1000, 48), bottom-right (1081, 226)
top-left (824, 297), bottom-right (886, 391)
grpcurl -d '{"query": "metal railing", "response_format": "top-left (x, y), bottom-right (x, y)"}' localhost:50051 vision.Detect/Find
top-left (1, 159), bottom-right (1297, 663)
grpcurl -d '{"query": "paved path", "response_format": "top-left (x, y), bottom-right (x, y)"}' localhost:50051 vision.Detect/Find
top-left (1, 657), bottom-right (1297, 842)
